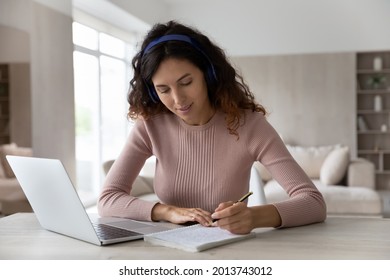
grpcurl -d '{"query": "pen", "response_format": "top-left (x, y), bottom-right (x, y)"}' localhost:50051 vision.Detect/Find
top-left (236, 191), bottom-right (253, 203)
top-left (211, 191), bottom-right (253, 223)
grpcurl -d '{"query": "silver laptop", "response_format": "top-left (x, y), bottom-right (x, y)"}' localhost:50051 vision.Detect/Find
top-left (6, 155), bottom-right (169, 246)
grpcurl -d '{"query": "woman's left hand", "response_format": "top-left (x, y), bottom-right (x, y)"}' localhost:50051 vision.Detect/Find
top-left (211, 202), bottom-right (254, 234)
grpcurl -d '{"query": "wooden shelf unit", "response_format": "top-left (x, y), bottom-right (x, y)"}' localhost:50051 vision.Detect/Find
top-left (356, 51), bottom-right (390, 190)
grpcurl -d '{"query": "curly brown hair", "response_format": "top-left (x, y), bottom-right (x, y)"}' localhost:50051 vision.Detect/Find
top-left (128, 21), bottom-right (266, 137)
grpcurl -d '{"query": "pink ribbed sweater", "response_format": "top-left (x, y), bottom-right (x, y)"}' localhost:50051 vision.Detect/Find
top-left (98, 110), bottom-right (326, 228)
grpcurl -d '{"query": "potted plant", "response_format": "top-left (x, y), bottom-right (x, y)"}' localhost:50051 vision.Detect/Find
top-left (366, 74), bottom-right (386, 89)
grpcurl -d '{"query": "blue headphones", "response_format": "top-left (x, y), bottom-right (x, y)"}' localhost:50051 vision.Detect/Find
top-left (142, 34), bottom-right (218, 103)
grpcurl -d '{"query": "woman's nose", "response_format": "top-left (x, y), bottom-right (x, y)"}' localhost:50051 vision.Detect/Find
top-left (171, 88), bottom-right (186, 104)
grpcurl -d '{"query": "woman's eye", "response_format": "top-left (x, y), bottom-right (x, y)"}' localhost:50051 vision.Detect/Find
top-left (157, 87), bottom-right (170, 94)
top-left (180, 80), bottom-right (192, 86)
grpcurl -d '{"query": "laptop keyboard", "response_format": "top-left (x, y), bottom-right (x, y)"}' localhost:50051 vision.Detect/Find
top-left (93, 223), bottom-right (141, 240)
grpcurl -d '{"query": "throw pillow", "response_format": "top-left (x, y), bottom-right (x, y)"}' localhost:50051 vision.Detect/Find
top-left (320, 146), bottom-right (350, 185)
top-left (0, 143), bottom-right (33, 178)
top-left (0, 144), bottom-right (8, 178)
top-left (0, 143), bottom-right (17, 178)
top-left (286, 145), bottom-right (338, 179)
top-left (253, 161), bottom-right (272, 182)
top-left (0, 158), bottom-right (5, 178)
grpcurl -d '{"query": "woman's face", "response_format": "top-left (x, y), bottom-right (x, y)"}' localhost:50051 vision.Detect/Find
top-left (151, 58), bottom-right (214, 125)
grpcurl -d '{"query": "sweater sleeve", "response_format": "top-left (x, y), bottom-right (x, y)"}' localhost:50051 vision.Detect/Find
top-left (247, 114), bottom-right (327, 227)
top-left (97, 119), bottom-right (159, 221)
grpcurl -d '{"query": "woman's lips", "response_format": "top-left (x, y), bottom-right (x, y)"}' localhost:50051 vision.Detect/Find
top-left (177, 104), bottom-right (192, 113)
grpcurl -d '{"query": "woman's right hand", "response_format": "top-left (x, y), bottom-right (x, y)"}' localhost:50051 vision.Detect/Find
top-left (151, 203), bottom-right (213, 227)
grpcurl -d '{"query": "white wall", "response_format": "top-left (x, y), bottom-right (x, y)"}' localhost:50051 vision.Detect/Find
top-left (75, 0), bottom-right (390, 56)
top-left (109, 0), bottom-right (168, 28)
top-left (162, 0), bottom-right (390, 57)
top-left (33, 0), bottom-right (72, 16)
top-left (73, 0), bottom-right (151, 38)
top-left (0, 0), bottom-right (32, 32)
top-left (0, 25), bottom-right (30, 63)
top-left (30, 1), bottom-right (75, 180)
top-left (232, 53), bottom-right (356, 155)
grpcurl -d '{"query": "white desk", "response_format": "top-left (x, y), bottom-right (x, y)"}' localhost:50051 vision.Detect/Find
top-left (0, 213), bottom-right (389, 260)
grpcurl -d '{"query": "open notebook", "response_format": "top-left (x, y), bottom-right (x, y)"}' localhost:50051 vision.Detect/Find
top-left (144, 224), bottom-right (256, 252)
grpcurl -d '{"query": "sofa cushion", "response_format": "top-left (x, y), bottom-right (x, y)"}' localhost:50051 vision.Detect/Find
top-left (254, 161), bottom-right (272, 182)
top-left (0, 177), bottom-right (22, 197)
top-left (264, 179), bottom-right (382, 215)
top-left (286, 144), bottom-right (338, 179)
top-left (0, 143), bottom-right (18, 178)
top-left (255, 145), bottom-right (339, 182)
top-left (130, 176), bottom-right (155, 197)
top-left (0, 157), bottom-right (5, 178)
top-left (0, 143), bottom-right (33, 178)
top-left (320, 146), bottom-right (350, 185)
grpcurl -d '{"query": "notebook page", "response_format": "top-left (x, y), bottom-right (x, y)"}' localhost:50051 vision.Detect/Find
top-left (144, 224), bottom-right (255, 252)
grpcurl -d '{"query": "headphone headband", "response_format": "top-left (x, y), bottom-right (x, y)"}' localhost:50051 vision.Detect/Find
top-left (143, 34), bottom-right (195, 55)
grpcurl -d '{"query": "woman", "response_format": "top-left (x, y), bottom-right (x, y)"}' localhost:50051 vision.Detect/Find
top-left (98, 21), bottom-right (326, 234)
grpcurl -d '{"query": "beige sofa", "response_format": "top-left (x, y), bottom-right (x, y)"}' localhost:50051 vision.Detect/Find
top-left (0, 143), bottom-right (33, 215)
top-left (256, 145), bottom-right (382, 216)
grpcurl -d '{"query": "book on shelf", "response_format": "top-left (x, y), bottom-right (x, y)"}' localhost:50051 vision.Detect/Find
top-left (144, 224), bottom-right (256, 252)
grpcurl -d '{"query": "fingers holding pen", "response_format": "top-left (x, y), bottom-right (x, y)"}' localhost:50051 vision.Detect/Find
top-left (213, 201), bottom-right (234, 213)
top-left (211, 202), bottom-right (254, 234)
top-left (211, 201), bottom-right (241, 222)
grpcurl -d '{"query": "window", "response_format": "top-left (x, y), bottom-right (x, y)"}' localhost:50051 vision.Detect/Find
top-left (72, 22), bottom-right (135, 195)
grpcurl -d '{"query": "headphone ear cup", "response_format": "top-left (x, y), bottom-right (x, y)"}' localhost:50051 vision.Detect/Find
top-left (206, 65), bottom-right (217, 85)
top-left (146, 82), bottom-right (160, 103)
